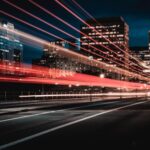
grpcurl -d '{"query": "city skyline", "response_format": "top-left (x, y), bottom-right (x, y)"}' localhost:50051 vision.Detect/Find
top-left (1, 0), bottom-right (150, 63)
top-left (1, 0), bottom-right (150, 46)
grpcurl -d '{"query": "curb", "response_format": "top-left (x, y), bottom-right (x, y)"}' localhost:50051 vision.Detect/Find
top-left (0, 97), bottom-right (145, 116)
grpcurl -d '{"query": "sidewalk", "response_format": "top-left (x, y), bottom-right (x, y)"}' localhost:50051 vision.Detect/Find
top-left (0, 96), bottom-right (143, 116)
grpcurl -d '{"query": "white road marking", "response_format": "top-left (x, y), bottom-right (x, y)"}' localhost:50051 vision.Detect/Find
top-left (0, 100), bottom-right (121, 123)
top-left (0, 100), bottom-right (148, 150)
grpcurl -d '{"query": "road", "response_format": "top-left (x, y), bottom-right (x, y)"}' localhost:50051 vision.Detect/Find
top-left (0, 98), bottom-right (150, 149)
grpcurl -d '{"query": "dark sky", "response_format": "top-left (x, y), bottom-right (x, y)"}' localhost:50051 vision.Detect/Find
top-left (1, 0), bottom-right (150, 62)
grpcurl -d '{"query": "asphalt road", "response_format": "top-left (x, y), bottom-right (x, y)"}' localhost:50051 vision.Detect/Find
top-left (0, 98), bottom-right (150, 149)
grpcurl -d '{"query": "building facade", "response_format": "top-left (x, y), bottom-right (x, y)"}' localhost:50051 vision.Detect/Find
top-left (0, 21), bottom-right (23, 65)
top-left (33, 43), bottom-right (85, 73)
top-left (32, 42), bottom-right (104, 78)
top-left (130, 47), bottom-right (150, 79)
top-left (80, 17), bottom-right (129, 70)
top-left (131, 47), bottom-right (150, 66)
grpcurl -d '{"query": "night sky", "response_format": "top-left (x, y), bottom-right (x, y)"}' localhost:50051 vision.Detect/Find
top-left (1, 0), bottom-right (150, 63)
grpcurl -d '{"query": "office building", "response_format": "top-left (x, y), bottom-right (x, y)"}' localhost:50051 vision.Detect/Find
top-left (0, 21), bottom-right (23, 65)
top-left (33, 42), bottom-right (104, 77)
top-left (81, 17), bottom-right (129, 70)
top-left (131, 47), bottom-right (150, 66)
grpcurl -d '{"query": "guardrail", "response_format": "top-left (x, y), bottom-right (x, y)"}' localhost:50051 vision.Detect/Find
top-left (0, 91), bottom-right (149, 103)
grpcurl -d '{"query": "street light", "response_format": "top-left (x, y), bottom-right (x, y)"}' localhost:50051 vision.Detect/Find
top-left (100, 73), bottom-right (105, 78)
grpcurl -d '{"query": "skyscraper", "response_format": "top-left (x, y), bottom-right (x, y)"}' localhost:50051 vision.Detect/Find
top-left (80, 17), bottom-right (129, 70)
top-left (33, 43), bottom-right (82, 73)
top-left (0, 21), bottom-right (23, 65)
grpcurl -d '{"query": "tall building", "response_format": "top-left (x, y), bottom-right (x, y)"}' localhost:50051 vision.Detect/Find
top-left (0, 21), bottom-right (23, 65)
top-left (33, 43), bottom-right (84, 73)
top-left (33, 43), bottom-right (79, 72)
top-left (80, 17), bottom-right (129, 70)
top-left (33, 42), bottom-right (103, 77)
top-left (129, 47), bottom-right (150, 78)
top-left (131, 47), bottom-right (150, 66)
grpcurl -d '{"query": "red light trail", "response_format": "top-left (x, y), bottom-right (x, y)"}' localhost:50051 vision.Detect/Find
top-left (28, 0), bottom-right (145, 74)
top-left (71, 0), bottom-right (97, 23)
top-left (55, 0), bottom-right (144, 70)
top-left (0, 18), bottom-right (149, 82)
top-left (28, 0), bottom-right (142, 73)
top-left (71, 0), bottom-right (142, 66)
top-left (0, 61), bottom-right (149, 90)
top-left (0, 0), bottom-right (150, 104)
top-left (0, 72), bottom-right (149, 90)
top-left (0, 10), bottom-right (125, 73)
top-left (0, 0), bottom-right (149, 81)
top-left (0, 54), bottom-right (149, 91)
top-left (1, 0), bottom-right (146, 76)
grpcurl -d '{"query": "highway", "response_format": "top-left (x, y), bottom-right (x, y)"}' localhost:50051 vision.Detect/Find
top-left (0, 98), bottom-right (150, 149)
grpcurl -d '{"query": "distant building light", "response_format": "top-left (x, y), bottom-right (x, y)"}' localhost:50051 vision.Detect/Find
top-left (100, 73), bottom-right (105, 78)
top-left (44, 49), bottom-right (48, 51)
top-left (3, 24), bottom-right (7, 28)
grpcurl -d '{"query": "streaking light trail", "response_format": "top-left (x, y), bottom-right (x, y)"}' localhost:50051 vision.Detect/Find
top-left (4, 0), bottom-right (144, 75)
top-left (71, 0), bottom-right (143, 66)
top-left (0, 76), bottom-right (149, 90)
top-left (55, 0), bottom-right (143, 69)
top-left (28, 0), bottom-right (143, 73)
top-left (0, 22), bottom-right (149, 82)
top-left (0, 61), bottom-right (149, 90)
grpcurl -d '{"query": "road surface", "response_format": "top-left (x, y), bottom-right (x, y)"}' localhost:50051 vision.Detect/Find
top-left (0, 98), bottom-right (150, 149)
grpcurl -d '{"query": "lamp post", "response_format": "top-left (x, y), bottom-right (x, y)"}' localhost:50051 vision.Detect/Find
top-left (100, 73), bottom-right (105, 79)
top-left (99, 73), bottom-right (105, 100)
top-left (88, 56), bottom-right (93, 102)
